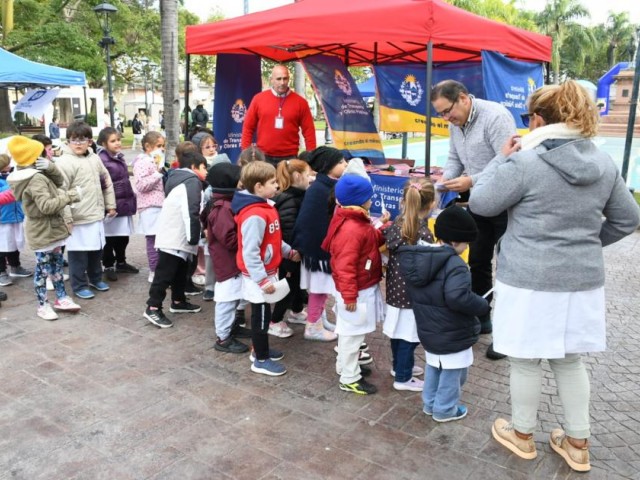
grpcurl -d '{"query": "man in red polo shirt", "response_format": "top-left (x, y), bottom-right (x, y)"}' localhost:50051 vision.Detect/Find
top-left (241, 65), bottom-right (316, 166)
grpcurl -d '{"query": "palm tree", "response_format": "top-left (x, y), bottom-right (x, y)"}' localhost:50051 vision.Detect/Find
top-left (0, 0), bottom-right (18, 133)
top-left (605, 12), bottom-right (636, 68)
top-left (536, 0), bottom-right (590, 83)
top-left (160, 0), bottom-right (179, 163)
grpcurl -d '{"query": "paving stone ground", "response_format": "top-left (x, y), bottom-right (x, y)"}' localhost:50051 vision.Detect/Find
top-left (0, 198), bottom-right (639, 479)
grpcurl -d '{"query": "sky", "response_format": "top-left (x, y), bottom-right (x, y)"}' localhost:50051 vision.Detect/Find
top-left (183, 0), bottom-right (640, 26)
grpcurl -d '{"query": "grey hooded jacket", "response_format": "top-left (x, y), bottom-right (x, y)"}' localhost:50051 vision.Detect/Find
top-left (469, 138), bottom-right (640, 292)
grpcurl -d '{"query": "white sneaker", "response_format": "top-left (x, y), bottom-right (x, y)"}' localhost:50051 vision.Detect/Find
top-left (393, 377), bottom-right (424, 392)
top-left (54, 297), bottom-right (81, 312)
top-left (37, 303), bottom-right (59, 321)
top-left (390, 366), bottom-right (425, 377)
top-left (287, 309), bottom-right (307, 324)
top-left (321, 310), bottom-right (336, 332)
top-left (191, 274), bottom-right (206, 286)
top-left (268, 321), bottom-right (294, 338)
top-left (304, 321), bottom-right (337, 342)
top-left (148, 272), bottom-right (155, 283)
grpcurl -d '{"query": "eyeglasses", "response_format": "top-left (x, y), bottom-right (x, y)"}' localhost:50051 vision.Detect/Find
top-left (69, 138), bottom-right (90, 145)
top-left (520, 112), bottom-right (534, 128)
top-left (436, 98), bottom-right (459, 118)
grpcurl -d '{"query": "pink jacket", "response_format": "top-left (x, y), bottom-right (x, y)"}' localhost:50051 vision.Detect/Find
top-left (132, 153), bottom-right (164, 212)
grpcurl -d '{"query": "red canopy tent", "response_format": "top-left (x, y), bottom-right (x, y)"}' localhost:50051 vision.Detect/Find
top-left (186, 0), bottom-right (551, 64)
top-left (185, 0), bottom-right (551, 165)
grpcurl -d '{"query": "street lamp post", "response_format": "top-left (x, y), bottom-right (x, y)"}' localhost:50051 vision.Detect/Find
top-left (141, 57), bottom-right (150, 119)
top-left (93, 3), bottom-right (118, 128)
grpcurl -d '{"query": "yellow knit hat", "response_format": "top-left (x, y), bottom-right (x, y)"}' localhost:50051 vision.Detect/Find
top-left (7, 136), bottom-right (43, 167)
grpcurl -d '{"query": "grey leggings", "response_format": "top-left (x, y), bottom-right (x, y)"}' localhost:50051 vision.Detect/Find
top-left (510, 354), bottom-right (590, 439)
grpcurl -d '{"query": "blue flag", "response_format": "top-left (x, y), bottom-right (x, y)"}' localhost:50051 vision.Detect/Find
top-left (214, 54), bottom-right (262, 163)
top-left (302, 55), bottom-right (385, 163)
top-left (481, 51), bottom-right (544, 130)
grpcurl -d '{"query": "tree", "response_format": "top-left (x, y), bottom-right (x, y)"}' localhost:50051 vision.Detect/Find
top-left (536, 0), bottom-right (591, 83)
top-left (161, 0), bottom-right (179, 164)
top-left (604, 12), bottom-right (636, 68)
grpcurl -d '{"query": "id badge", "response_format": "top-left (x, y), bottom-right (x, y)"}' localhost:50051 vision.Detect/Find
top-left (275, 116), bottom-right (284, 129)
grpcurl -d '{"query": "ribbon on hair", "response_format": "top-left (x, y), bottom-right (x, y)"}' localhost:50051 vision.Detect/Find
top-left (409, 182), bottom-right (422, 191)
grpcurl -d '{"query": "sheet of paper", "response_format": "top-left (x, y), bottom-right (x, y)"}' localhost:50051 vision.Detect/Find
top-left (262, 278), bottom-right (290, 303)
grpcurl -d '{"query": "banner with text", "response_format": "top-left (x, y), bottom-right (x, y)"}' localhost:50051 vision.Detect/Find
top-left (374, 63), bottom-right (484, 135)
top-left (481, 50), bottom-right (544, 130)
top-left (214, 54), bottom-right (262, 163)
top-left (302, 55), bottom-right (385, 163)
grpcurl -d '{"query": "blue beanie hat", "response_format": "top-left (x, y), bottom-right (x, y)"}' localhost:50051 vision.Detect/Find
top-left (335, 174), bottom-right (373, 207)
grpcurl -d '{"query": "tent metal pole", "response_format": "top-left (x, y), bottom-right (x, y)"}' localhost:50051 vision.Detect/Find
top-left (184, 54), bottom-right (191, 135)
top-left (425, 41), bottom-right (433, 175)
top-left (83, 86), bottom-right (88, 120)
top-left (621, 30), bottom-right (640, 182)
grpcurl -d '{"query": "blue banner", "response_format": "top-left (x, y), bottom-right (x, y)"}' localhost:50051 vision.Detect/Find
top-left (302, 55), bottom-right (385, 163)
top-left (374, 63), bottom-right (484, 134)
top-left (214, 54), bottom-right (262, 163)
top-left (481, 51), bottom-right (544, 130)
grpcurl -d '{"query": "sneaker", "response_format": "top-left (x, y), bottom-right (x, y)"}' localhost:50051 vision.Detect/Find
top-left (491, 418), bottom-right (537, 460)
top-left (249, 348), bottom-right (284, 362)
top-left (214, 336), bottom-right (249, 353)
top-left (321, 310), bottom-right (336, 332)
top-left (359, 365), bottom-right (372, 377)
top-left (487, 343), bottom-right (507, 360)
top-left (144, 307), bottom-right (173, 328)
top-left (191, 274), bottom-right (206, 286)
top-left (10, 266), bottom-right (32, 278)
top-left (104, 267), bottom-right (118, 282)
top-left (231, 323), bottom-right (252, 339)
top-left (116, 262), bottom-right (139, 274)
top-left (550, 429), bottom-right (590, 472)
top-left (234, 309), bottom-right (246, 328)
top-left (358, 351), bottom-right (373, 365)
top-left (53, 297), bottom-right (81, 312)
top-left (334, 343), bottom-right (369, 354)
top-left (89, 281), bottom-right (109, 291)
top-left (423, 406), bottom-right (433, 416)
top-left (37, 303), bottom-right (59, 321)
top-left (0, 291), bottom-right (7, 302)
top-left (169, 301), bottom-right (201, 313)
top-left (393, 377), bottom-right (424, 392)
top-left (148, 272), bottom-right (155, 283)
top-left (185, 284), bottom-right (202, 296)
top-left (268, 321), bottom-right (294, 338)
top-left (251, 358), bottom-right (287, 376)
top-left (0, 272), bottom-right (12, 286)
top-left (433, 405), bottom-right (468, 423)
top-left (390, 366), bottom-right (425, 377)
top-left (287, 309), bottom-right (307, 324)
top-left (202, 289), bottom-right (214, 301)
top-left (74, 289), bottom-right (95, 300)
top-left (304, 321), bottom-right (337, 342)
top-left (339, 378), bottom-right (377, 395)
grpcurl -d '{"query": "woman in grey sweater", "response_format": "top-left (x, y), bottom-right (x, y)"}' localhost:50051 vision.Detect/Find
top-left (470, 80), bottom-right (640, 472)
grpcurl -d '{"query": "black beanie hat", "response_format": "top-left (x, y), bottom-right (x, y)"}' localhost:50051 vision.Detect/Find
top-left (207, 162), bottom-right (241, 194)
top-left (434, 205), bottom-right (478, 243)
top-left (308, 146), bottom-right (344, 174)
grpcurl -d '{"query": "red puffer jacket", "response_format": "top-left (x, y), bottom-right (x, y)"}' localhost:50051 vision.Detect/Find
top-left (321, 206), bottom-right (384, 304)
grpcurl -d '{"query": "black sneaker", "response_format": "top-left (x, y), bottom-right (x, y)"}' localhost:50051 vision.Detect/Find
top-left (214, 336), bottom-right (249, 353)
top-left (169, 301), bottom-right (201, 313)
top-left (359, 365), bottom-right (372, 377)
top-left (184, 284), bottom-right (202, 296)
top-left (231, 323), bottom-right (252, 339)
top-left (144, 307), bottom-right (173, 328)
top-left (0, 290), bottom-right (7, 302)
top-left (104, 267), bottom-right (118, 282)
top-left (339, 378), bottom-right (377, 395)
top-left (486, 343), bottom-right (507, 360)
top-left (116, 262), bottom-right (140, 274)
top-left (202, 289), bottom-right (214, 301)
top-left (234, 308), bottom-right (246, 328)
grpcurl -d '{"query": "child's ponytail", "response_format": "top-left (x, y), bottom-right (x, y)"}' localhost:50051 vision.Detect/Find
top-left (276, 159), bottom-right (309, 191)
top-left (398, 177), bottom-right (436, 245)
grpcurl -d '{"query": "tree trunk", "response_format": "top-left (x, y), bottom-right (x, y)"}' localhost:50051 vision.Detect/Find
top-left (160, 0), bottom-right (179, 164)
top-left (0, 89), bottom-right (19, 134)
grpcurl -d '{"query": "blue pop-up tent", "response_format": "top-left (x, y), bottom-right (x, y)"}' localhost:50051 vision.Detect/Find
top-left (0, 48), bottom-right (86, 88)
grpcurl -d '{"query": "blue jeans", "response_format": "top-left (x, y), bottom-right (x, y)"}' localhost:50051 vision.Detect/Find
top-left (390, 338), bottom-right (419, 382)
top-left (422, 364), bottom-right (468, 418)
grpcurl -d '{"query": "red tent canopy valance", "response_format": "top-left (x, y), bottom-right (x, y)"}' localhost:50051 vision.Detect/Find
top-left (186, 0), bottom-right (552, 65)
